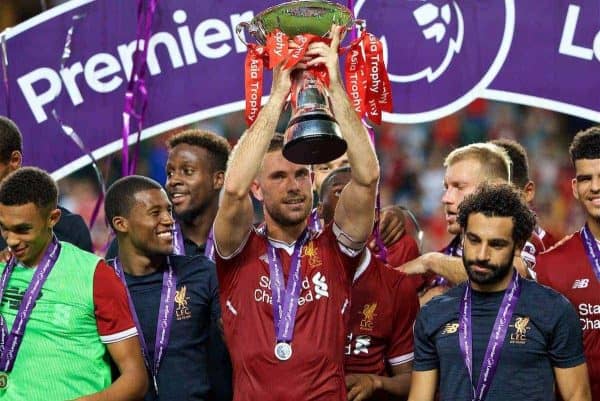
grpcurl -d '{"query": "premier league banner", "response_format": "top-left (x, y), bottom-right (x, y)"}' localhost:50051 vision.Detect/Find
top-left (0, 0), bottom-right (599, 179)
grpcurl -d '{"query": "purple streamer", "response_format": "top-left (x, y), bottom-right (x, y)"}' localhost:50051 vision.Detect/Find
top-left (51, 13), bottom-right (106, 235)
top-left (0, 29), bottom-right (10, 118)
top-left (121, 0), bottom-right (158, 176)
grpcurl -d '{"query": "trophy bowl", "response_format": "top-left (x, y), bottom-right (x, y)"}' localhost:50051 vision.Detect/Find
top-left (237, 1), bottom-right (354, 165)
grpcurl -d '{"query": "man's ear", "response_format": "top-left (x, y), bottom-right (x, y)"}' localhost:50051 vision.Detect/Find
top-left (48, 208), bottom-right (61, 229)
top-left (572, 178), bottom-right (579, 200)
top-left (250, 180), bottom-right (263, 201)
top-left (8, 151), bottom-right (22, 172)
top-left (523, 181), bottom-right (536, 204)
top-left (111, 216), bottom-right (129, 234)
top-left (213, 170), bottom-right (225, 191)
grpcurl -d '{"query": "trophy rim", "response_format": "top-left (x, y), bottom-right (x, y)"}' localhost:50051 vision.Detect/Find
top-left (247, 1), bottom-right (354, 44)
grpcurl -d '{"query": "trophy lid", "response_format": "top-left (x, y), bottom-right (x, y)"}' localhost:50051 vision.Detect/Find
top-left (248, 1), bottom-right (353, 44)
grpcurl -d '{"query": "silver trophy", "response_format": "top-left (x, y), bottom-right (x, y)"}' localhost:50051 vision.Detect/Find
top-left (237, 1), bottom-right (357, 164)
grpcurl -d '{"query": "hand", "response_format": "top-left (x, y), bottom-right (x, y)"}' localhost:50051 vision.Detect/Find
top-left (303, 24), bottom-right (344, 85)
top-left (0, 248), bottom-right (11, 263)
top-left (376, 206), bottom-right (406, 247)
top-left (346, 374), bottom-right (380, 401)
top-left (396, 253), bottom-right (434, 275)
top-left (270, 60), bottom-right (294, 100)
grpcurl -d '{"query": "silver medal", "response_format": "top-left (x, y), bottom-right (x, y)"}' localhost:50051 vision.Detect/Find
top-left (274, 342), bottom-right (292, 361)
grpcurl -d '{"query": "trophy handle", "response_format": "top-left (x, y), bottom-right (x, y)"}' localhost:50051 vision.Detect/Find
top-left (235, 22), bottom-right (251, 47)
top-left (353, 19), bottom-right (366, 33)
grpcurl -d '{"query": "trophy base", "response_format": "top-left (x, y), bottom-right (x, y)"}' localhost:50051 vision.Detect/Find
top-left (283, 114), bottom-right (347, 165)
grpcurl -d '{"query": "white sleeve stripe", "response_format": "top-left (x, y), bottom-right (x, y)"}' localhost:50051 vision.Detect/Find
top-left (100, 327), bottom-right (138, 344)
top-left (388, 352), bottom-right (414, 366)
top-left (214, 226), bottom-right (252, 260)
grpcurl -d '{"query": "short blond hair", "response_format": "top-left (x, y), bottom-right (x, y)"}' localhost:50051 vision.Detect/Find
top-left (444, 143), bottom-right (511, 183)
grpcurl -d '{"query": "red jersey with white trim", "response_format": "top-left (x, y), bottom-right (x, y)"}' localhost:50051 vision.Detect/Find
top-left (536, 232), bottom-right (600, 400)
top-left (94, 260), bottom-right (138, 341)
top-left (215, 224), bottom-right (360, 401)
top-left (345, 251), bottom-right (418, 377)
top-left (381, 234), bottom-right (420, 268)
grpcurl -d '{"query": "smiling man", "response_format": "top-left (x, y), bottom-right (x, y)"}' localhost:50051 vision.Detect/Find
top-left (0, 167), bottom-right (147, 401)
top-left (408, 183), bottom-right (590, 401)
top-left (536, 126), bottom-right (600, 400)
top-left (105, 175), bottom-right (221, 401)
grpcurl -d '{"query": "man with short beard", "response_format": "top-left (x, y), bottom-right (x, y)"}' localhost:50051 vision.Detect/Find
top-left (408, 183), bottom-right (590, 401)
top-left (213, 25), bottom-right (379, 401)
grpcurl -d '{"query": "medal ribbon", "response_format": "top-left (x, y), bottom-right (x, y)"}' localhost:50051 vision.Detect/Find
top-left (112, 258), bottom-right (176, 393)
top-left (580, 224), bottom-right (600, 282)
top-left (0, 237), bottom-right (61, 372)
top-left (458, 270), bottom-right (521, 401)
top-left (267, 230), bottom-right (310, 344)
top-left (172, 222), bottom-right (185, 256)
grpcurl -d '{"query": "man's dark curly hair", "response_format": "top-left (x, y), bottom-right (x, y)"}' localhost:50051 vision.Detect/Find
top-left (105, 175), bottom-right (164, 230)
top-left (569, 126), bottom-right (600, 165)
top-left (167, 129), bottom-right (231, 172)
top-left (0, 116), bottom-right (23, 163)
top-left (491, 139), bottom-right (530, 189)
top-left (0, 167), bottom-right (57, 211)
top-left (457, 183), bottom-right (536, 247)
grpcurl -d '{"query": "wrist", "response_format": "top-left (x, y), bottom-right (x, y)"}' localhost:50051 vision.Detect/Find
top-left (371, 374), bottom-right (384, 390)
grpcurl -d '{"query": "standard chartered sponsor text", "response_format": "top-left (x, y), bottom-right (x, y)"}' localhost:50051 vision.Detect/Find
top-left (254, 273), bottom-right (329, 306)
top-left (579, 303), bottom-right (600, 330)
top-left (17, 9), bottom-right (254, 123)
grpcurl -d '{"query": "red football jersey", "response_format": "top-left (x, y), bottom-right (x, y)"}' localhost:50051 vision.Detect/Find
top-left (535, 225), bottom-right (558, 251)
top-left (345, 251), bottom-right (418, 376)
top-left (383, 234), bottom-right (420, 268)
top-left (216, 224), bottom-right (359, 401)
top-left (536, 232), bottom-right (600, 400)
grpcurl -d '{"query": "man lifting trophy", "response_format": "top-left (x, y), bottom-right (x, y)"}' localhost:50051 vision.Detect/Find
top-left (214, 1), bottom-right (386, 400)
top-left (237, 0), bottom-right (392, 164)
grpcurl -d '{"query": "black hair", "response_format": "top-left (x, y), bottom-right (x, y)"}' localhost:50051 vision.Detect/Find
top-left (457, 183), bottom-right (536, 247)
top-left (0, 167), bottom-right (57, 210)
top-left (491, 139), bottom-right (529, 189)
top-left (0, 116), bottom-right (23, 163)
top-left (319, 166), bottom-right (351, 200)
top-left (104, 175), bottom-right (163, 230)
top-left (569, 126), bottom-right (600, 165)
top-left (167, 129), bottom-right (231, 172)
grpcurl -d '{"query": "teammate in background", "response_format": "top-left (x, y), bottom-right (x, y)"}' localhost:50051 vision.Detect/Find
top-left (213, 25), bottom-right (379, 400)
top-left (490, 138), bottom-right (557, 256)
top-left (105, 175), bottom-right (221, 401)
top-left (0, 116), bottom-right (93, 251)
top-left (536, 126), bottom-right (600, 400)
top-left (399, 143), bottom-right (512, 300)
top-left (320, 166), bottom-right (418, 401)
top-left (0, 167), bottom-right (146, 401)
top-left (409, 183), bottom-right (590, 401)
top-left (104, 129), bottom-right (233, 401)
top-left (313, 154), bottom-right (419, 266)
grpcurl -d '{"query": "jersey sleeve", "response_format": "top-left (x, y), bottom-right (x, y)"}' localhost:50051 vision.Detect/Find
top-left (385, 234), bottom-right (421, 267)
top-left (93, 260), bottom-right (138, 343)
top-left (386, 274), bottom-right (419, 366)
top-left (548, 295), bottom-right (586, 368)
top-left (413, 308), bottom-right (439, 371)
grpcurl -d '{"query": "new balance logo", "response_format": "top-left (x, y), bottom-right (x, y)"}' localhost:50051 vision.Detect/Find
top-left (572, 279), bottom-right (590, 289)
